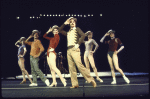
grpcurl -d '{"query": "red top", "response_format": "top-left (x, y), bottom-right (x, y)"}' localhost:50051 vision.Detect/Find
top-left (105, 38), bottom-right (122, 52)
top-left (43, 33), bottom-right (60, 57)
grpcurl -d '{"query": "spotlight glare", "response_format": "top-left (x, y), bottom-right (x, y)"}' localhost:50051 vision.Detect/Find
top-left (88, 14), bottom-right (90, 16)
top-left (37, 17), bottom-right (38, 19)
top-left (43, 14), bottom-right (45, 16)
top-left (53, 15), bottom-right (55, 16)
top-left (78, 15), bottom-right (80, 16)
top-left (91, 14), bottom-right (93, 16)
top-left (66, 15), bottom-right (68, 16)
top-left (56, 14), bottom-right (57, 16)
top-left (40, 14), bottom-right (42, 16)
top-left (47, 14), bottom-right (49, 16)
top-left (16, 17), bottom-right (20, 19)
top-left (50, 14), bottom-right (52, 16)
top-left (33, 16), bottom-right (35, 18)
top-left (100, 14), bottom-right (102, 16)
top-left (74, 14), bottom-right (76, 16)
top-left (30, 17), bottom-right (32, 19)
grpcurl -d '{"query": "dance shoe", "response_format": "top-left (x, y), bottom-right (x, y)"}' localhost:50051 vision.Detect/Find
top-left (96, 78), bottom-right (103, 83)
top-left (29, 83), bottom-right (38, 86)
top-left (20, 80), bottom-right (26, 84)
top-left (45, 79), bottom-right (50, 86)
top-left (70, 85), bottom-right (79, 88)
top-left (111, 80), bottom-right (116, 84)
top-left (49, 82), bottom-right (57, 87)
top-left (63, 81), bottom-right (67, 87)
top-left (123, 76), bottom-right (130, 84)
top-left (91, 80), bottom-right (97, 88)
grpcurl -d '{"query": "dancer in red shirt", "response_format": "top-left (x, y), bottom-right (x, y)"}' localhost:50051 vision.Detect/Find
top-left (43, 25), bottom-right (67, 87)
top-left (100, 30), bottom-right (130, 84)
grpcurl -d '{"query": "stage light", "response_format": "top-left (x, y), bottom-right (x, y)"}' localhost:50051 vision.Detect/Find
top-left (91, 14), bottom-right (93, 16)
top-left (59, 14), bottom-right (60, 16)
top-left (43, 14), bottom-right (45, 16)
top-left (88, 14), bottom-right (90, 16)
top-left (33, 16), bottom-right (35, 18)
top-left (100, 14), bottom-right (102, 16)
top-left (71, 14), bottom-right (73, 16)
top-left (53, 15), bottom-right (55, 16)
top-left (78, 15), bottom-right (80, 16)
top-left (74, 14), bottom-right (76, 16)
top-left (66, 15), bottom-right (68, 16)
top-left (80, 15), bottom-right (82, 17)
top-left (50, 14), bottom-right (52, 16)
top-left (37, 17), bottom-right (38, 19)
top-left (47, 14), bottom-right (49, 16)
top-left (16, 17), bottom-right (20, 19)
top-left (40, 14), bottom-right (42, 16)
top-left (84, 15), bottom-right (86, 17)
top-left (30, 17), bottom-right (32, 19)
top-left (56, 14), bottom-right (57, 16)
top-left (39, 17), bottom-right (41, 18)
top-left (68, 14), bottom-right (70, 16)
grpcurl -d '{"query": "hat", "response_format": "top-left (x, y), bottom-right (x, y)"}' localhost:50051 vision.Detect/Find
top-left (32, 30), bottom-right (40, 36)
top-left (52, 25), bottom-right (59, 31)
top-left (68, 17), bottom-right (77, 22)
top-left (87, 31), bottom-right (93, 35)
top-left (108, 29), bottom-right (115, 34)
top-left (19, 37), bottom-right (26, 41)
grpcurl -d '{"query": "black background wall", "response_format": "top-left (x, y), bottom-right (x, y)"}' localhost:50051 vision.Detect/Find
top-left (1, 0), bottom-right (149, 78)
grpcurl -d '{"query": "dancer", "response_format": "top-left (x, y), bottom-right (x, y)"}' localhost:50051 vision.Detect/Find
top-left (15, 37), bottom-right (33, 84)
top-left (58, 17), bottom-right (97, 88)
top-left (83, 31), bottom-right (103, 83)
top-left (43, 25), bottom-right (67, 87)
top-left (100, 29), bottom-right (130, 84)
top-left (25, 30), bottom-right (50, 86)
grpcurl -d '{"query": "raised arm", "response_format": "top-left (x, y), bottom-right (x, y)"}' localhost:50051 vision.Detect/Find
top-left (43, 27), bottom-right (53, 40)
top-left (15, 40), bottom-right (20, 47)
top-left (25, 35), bottom-right (33, 45)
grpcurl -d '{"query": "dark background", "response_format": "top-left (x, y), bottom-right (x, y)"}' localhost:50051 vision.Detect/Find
top-left (1, 0), bottom-right (149, 78)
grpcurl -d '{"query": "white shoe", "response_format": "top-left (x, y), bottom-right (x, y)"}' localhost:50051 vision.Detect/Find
top-left (29, 83), bottom-right (38, 86)
top-left (111, 80), bottom-right (116, 84)
top-left (96, 78), bottom-right (103, 83)
top-left (45, 79), bottom-right (50, 86)
top-left (63, 82), bottom-right (67, 87)
top-left (123, 76), bottom-right (130, 84)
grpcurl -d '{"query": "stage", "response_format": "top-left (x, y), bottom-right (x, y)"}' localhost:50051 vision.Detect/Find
top-left (1, 72), bottom-right (149, 98)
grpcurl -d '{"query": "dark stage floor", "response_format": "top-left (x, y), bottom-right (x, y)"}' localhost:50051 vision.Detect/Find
top-left (1, 76), bottom-right (149, 98)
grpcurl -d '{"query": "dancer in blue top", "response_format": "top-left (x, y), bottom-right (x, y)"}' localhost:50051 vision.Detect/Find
top-left (15, 37), bottom-right (33, 84)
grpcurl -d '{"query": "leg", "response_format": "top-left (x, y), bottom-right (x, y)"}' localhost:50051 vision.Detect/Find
top-left (47, 55), bottom-right (56, 84)
top-left (107, 53), bottom-right (116, 84)
top-left (19, 58), bottom-right (33, 84)
top-left (18, 59), bottom-right (26, 84)
top-left (48, 52), bottom-right (66, 86)
top-left (84, 53), bottom-right (90, 73)
top-left (112, 54), bottom-right (124, 76)
top-left (113, 53), bottom-right (130, 83)
top-left (71, 48), bottom-right (94, 84)
top-left (30, 56), bottom-right (38, 84)
top-left (88, 53), bottom-right (103, 82)
top-left (67, 49), bottom-right (78, 87)
top-left (32, 57), bottom-right (46, 83)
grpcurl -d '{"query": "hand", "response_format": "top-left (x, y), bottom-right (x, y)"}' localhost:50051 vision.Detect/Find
top-left (90, 51), bottom-right (95, 54)
top-left (46, 27), bottom-right (52, 34)
top-left (64, 18), bottom-right (71, 25)
top-left (19, 55), bottom-right (23, 57)
top-left (104, 32), bottom-right (110, 36)
top-left (114, 51), bottom-right (118, 54)
top-left (33, 55), bottom-right (39, 58)
top-left (72, 44), bottom-right (79, 51)
top-left (29, 35), bottom-right (33, 39)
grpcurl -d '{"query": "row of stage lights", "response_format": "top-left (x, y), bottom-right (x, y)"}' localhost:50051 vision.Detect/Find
top-left (16, 14), bottom-right (103, 19)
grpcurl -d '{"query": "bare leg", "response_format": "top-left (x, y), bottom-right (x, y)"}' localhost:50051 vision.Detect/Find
top-left (84, 53), bottom-right (90, 73)
top-left (107, 54), bottom-right (116, 84)
top-left (19, 58), bottom-right (33, 84)
top-left (88, 53), bottom-right (103, 82)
